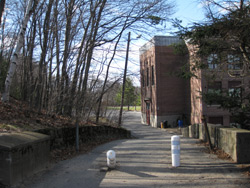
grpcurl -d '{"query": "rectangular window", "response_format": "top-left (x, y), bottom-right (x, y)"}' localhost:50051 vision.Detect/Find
top-left (146, 67), bottom-right (149, 86)
top-left (228, 81), bottom-right (242, 99)
top-left (151, 66), bottom-right (155, 85)
top-left (228, 54), bottom-right (242, 70)
top-left (207, 81), bottom-right (222, 94)
top-left (207, 81), bottom-right (222, 105)
top-left (141, 72), bottom-right (145, 87)
top-left (207, 54), bottom-right (219, 69)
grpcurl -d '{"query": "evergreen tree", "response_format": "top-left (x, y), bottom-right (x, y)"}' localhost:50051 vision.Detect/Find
top-left (175, 0), bottom-right (250, 129)
top-left (116, 77), bottom-right (137, 110)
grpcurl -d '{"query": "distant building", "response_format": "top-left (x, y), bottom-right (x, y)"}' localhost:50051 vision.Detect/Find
top-left (140, 36), bottom-right (250, 128)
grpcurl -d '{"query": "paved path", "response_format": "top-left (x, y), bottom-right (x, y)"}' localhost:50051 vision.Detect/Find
top-left (21, 111), bottom-right (249, 188)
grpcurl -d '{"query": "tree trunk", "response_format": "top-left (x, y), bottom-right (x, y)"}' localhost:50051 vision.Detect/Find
top-left (96, 34), bottom-right (122, 123)
top-left (0, 0), bottom-right (5, 25)
top-left (65, 16), bottom-right (92, 116)
top-left (36, 0), bottom-right (54, 112)
top-left (76, 0), bottom-right (107, 117)
top-left (58, 0), bottom-right (75, 115)
top-left (0, 9), bottom-right (6, 55)
top-left (54, 0), bottom-right (61, 113)
top-left (47, 31), bottom-right (55, 113)
top-left (2, 0), bottom-right (37, 102)
top-left (27, 14), bottom-right (37, 108)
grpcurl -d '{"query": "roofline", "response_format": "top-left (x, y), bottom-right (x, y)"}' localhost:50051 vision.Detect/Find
top-left (139, 36), bottom-right (183, 55)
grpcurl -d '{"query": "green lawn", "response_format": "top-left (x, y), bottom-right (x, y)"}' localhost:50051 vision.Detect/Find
top-left (108, 106), bottom-right (141, 112)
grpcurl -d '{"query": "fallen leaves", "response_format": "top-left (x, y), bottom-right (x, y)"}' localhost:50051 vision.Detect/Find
top-left (199, 140), bottom-right (233, 161)
top-left (238, 165), bottom-right (250, 177)
top-left (50, 137), bottom-right (117, 162)
top-left (0, 98), bottom-right (80, 133)
top-left (0, 98), bottom-right (125, 163)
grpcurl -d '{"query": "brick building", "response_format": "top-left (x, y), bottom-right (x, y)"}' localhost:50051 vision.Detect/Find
top-left (140, 36), bottom-right (250, 128)
top-left (187, 43), bottom-right (250, 126)
top-left (140, 36), bottom-right (190, 128)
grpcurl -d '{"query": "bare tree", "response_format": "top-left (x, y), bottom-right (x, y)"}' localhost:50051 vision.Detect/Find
top-left (0, 0), bottom-right (5, 25)
top-left (1, 0), bottom-right (175, 121)
top-left (2, 0), bottom-right (39, 102)
top-left (35, 0), bottom-right (54, 111)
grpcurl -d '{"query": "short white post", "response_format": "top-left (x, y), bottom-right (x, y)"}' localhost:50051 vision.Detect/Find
top-left (171, 135), bottom-right (180, 167)
top-left (106, 150), bottom-right (116, 169)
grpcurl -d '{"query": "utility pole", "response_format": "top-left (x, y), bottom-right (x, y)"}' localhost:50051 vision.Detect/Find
top-left (118, 32), bottom-right (131, 126)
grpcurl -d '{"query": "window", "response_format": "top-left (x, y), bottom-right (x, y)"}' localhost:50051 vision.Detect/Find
top-left (141, 72), bottom-right (145, 87)
top-left (151, 66), bottom-right (155, 85)
top-left (207, 81), bottom-right (222, 94)
top-left (228, 54), bottom-right (242, 70)
top-left (207, 81), bottom-right (222, 105)
top-left (207, 54), bottom-right (219, 69)
top-left (146, 67), bottom-right (149, 86)
top-left (228, 81), bottom-right (242, 99)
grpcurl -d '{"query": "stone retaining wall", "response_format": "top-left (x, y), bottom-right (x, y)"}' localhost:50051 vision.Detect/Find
top-left (0, 132), bottom-right (50, 187)
top-left (181, 124), bottom-right (250, 163)
top-left (35, 125), bottom-right (131, 150)
top-left (0, 125), bottom-right (131, 187)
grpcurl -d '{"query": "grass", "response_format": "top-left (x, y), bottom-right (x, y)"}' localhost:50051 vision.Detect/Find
top-left (0, 124), bottom-right (22, 133)
top-left (108, 106), bottom-right (141, 112)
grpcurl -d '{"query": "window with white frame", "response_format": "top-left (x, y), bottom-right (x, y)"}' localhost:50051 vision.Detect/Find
top-left (228, 81), bottom-right (242, 99)
top-left (227, 54), bottom-right (242, 70)
top-left (207, 53), bottom-right (219, 69)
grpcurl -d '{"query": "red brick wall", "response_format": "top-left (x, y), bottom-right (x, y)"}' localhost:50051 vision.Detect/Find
top-left (141, 39), bottom-right (250, 127)
top-left (154, 46), bottom-right (189, 116)
top-left (140, 45), bottom-right (190, 126)
top-left (188, 43), bottom-right (250, 126)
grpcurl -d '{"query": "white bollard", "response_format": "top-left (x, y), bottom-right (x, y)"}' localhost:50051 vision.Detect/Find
top-left (171, 135), bottom-right (180, 167)
top-left (106, 150), bottom-right (116, 168)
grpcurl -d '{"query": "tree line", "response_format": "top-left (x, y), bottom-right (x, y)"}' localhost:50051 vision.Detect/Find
top-left (0, 0), bottom-right (174, 122)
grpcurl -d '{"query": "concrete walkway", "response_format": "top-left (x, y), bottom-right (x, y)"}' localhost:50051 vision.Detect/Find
top-left (21, 111), bottom-right (249, 188)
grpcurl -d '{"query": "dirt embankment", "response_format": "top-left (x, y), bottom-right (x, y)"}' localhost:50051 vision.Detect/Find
top-left (0, 98), bottom-right (123, 162)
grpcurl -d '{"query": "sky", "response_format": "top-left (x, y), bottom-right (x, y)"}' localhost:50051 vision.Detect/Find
top-left (125, 0), bottom-right (206, 86)
top-left (173, 0), bottom-right (206, 27)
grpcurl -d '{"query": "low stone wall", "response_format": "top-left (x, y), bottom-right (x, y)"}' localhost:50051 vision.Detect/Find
top-left (35, 125), bottom-right (131, 150)
top-left (218, 128), bottom-right (250, 163)
top-left (198, 124), bottom-right (223, 146)
top-left (0, 125), bottom-right (131, 187)
top-left (181, 124), bottom-right (250, 163)
top-left (0, 132), bottom-right (50, 187)
top-left (181, 126), bottom-right (189, 137)
top-left (189, 124), bottom-right (199, 139)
